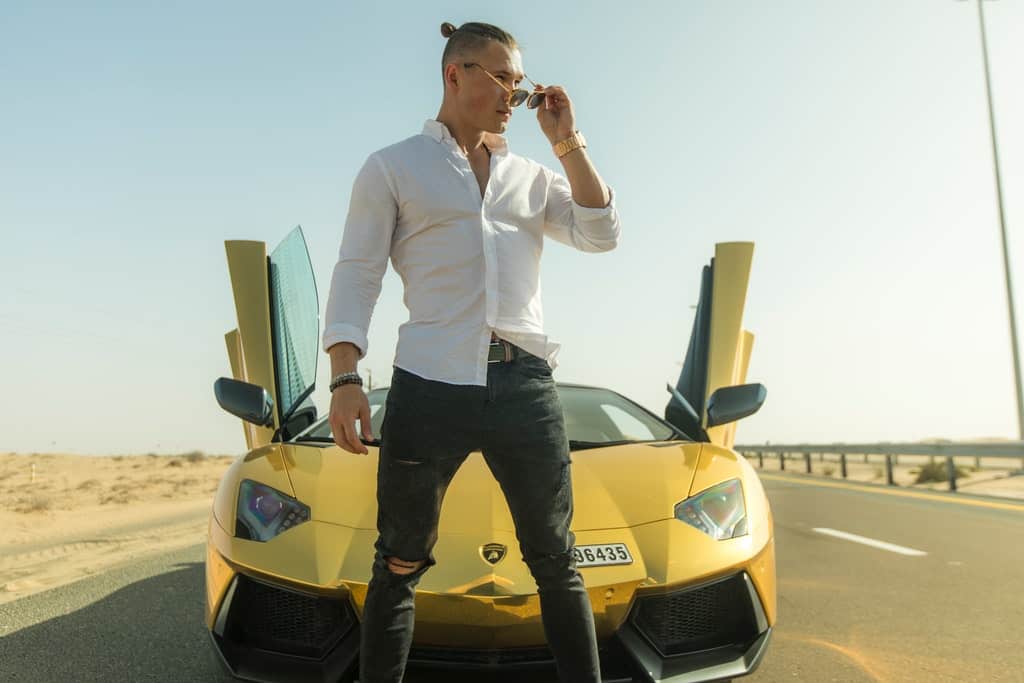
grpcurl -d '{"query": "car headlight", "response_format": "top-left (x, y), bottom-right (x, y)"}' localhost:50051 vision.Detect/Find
top-left (235, 479), bottom-right (311, 542)
top-left (674, 478), bottom-right (748, 540)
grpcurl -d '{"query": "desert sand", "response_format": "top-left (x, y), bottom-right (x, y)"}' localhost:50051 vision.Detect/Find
top-left (0, 451), bottom-right (235, 605)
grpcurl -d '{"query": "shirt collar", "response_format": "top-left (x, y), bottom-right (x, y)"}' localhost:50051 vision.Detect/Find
top-left (422, 118), bottom-right (509, 157)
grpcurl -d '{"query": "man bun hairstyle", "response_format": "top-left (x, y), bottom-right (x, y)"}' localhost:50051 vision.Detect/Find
top-left (440, 21), bottom-right (518, 85)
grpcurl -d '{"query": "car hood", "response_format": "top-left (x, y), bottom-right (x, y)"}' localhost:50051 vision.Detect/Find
top-left (280, 441), bottom-right (704, 532)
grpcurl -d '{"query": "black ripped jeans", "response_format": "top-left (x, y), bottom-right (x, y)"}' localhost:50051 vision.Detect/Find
top-left (358, 349), bottom-right (601, 683)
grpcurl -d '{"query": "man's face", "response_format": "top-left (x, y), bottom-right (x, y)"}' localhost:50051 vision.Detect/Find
top-left (453, 42), bottom-right (526, 135)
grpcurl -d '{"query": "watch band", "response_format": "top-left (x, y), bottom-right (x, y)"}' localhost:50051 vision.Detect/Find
top-left (329, 371), bottom-right (363, 392)
top-left (553, 130), bottom-right (586, 158)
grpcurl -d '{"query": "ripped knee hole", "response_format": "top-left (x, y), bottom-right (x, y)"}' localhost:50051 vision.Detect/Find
top-left (386, 556), bottom-right (426, 575)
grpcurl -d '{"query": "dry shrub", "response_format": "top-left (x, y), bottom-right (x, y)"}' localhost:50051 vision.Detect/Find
top-left (15, 493), bottom-right (53, 513)
top-left (166, 459), bottom-right (183, 468)
top-left (182, 450), bottom-right (207, 464)
top-left (173, 477), bottom-right (201, 490)
top-left (100, 490), bottom-right (138, 505)
top-left (76, 478), bottom-right (101, 490)
top-left (914, 461), bottom-right (970, 484)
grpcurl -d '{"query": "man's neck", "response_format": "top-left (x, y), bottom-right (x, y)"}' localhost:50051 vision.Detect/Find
top-left (434, 110), bottom-right (498, 158)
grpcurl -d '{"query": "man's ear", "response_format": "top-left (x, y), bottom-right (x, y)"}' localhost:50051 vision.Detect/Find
top-left (444, 62), bottom-right (460, 92)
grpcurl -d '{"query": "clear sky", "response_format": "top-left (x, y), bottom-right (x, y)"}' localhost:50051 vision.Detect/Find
top-left (2, 1), bottom-right (1022, 455)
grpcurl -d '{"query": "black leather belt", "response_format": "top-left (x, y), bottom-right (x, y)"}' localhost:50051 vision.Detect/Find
top-left (488, 338), bottom-right (519, 363)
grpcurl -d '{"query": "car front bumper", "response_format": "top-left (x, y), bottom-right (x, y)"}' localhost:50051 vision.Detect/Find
top-left (208, 563), bottom-right (772, 683)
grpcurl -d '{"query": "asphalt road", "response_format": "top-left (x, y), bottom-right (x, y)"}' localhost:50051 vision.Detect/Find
top-left (1, 474), bottom-right (1022, 682)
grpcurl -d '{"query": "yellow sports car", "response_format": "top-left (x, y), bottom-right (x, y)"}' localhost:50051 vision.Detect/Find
top-left (206, 227), bottom-right (775, 682)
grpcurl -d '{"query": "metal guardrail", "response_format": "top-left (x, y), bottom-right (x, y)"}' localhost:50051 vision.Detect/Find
top-left (735, 442), bottom-right (1024, 493)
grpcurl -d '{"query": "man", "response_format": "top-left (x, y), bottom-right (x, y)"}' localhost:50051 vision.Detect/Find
top-left (322, 20), bottom-right (620, 683)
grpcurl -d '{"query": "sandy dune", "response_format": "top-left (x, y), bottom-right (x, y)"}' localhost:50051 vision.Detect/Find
top-left (0, 452), bottom-right (235, 605)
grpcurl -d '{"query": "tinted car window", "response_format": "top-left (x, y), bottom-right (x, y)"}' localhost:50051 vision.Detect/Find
top-left (269, 226), bottom-right (319, 421)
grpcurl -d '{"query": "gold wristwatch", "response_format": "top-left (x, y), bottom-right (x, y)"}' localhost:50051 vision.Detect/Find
top-left (553, 130), bottom-right (586, 158)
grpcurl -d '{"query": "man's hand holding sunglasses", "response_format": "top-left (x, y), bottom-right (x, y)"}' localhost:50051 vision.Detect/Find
top-left (532, 84), bottom-right (576, 146)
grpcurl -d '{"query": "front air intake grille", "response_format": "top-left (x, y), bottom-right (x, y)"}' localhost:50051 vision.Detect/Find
top-left (629, 572), bottom-right (760, 657)
top-left (225, 574), bottom-right (354, 660)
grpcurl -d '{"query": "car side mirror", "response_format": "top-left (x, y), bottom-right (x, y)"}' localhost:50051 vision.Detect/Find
top-left (706, 383), bottom-right (767, 428)
top-left (214, 377), bottom-right (275, 427)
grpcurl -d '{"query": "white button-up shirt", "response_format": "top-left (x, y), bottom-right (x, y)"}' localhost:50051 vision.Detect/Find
top-left (321, 119), bottom-right (621, 386)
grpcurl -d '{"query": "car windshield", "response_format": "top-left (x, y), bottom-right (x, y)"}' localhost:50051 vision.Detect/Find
top-left (297, 384), bottom-right (681, 448)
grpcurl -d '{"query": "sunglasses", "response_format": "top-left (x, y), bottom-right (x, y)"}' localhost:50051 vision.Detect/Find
top-left (463, 62), bottom-right (546, 109)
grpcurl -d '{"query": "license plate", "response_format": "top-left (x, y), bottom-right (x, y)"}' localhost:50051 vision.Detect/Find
top-left (572, 543), bottom-right (633, 567)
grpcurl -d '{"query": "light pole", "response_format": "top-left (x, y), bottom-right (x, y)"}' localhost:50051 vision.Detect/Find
top-left (963, 0), bottom-right (1023, 438)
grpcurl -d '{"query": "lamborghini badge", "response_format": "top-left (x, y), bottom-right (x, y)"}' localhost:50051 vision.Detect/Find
top-left (481, 543), bottom-right (507, 565)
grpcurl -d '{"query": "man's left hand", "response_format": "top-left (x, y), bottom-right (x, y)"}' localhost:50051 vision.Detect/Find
top-left (534, 84), bottom-right (576, 145)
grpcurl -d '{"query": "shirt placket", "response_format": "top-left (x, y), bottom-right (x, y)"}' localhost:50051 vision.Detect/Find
top-left (481, 154), bottom-right (499, 329)
top-left (448, 139), bottom-right (500, 383)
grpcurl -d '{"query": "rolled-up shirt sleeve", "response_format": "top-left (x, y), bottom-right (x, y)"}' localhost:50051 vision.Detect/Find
top-left (541, 166), bottom-right (621, 253)
top-left (321, 153), bottom-right (397, 357)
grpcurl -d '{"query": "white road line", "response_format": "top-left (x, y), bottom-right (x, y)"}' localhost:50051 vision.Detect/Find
top-left (812, 527), bottom-right (928, 556)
